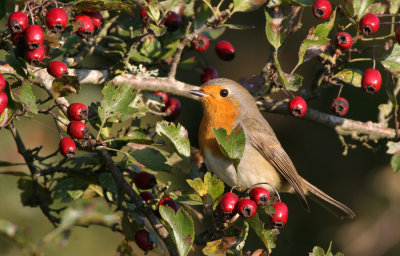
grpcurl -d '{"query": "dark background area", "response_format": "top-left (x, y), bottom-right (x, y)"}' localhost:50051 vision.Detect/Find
top-left (1, 1), bottom-right (399, 255)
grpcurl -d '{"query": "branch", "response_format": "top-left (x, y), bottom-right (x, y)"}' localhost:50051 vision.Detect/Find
top-left (0, 64), bottom-right (396, 141)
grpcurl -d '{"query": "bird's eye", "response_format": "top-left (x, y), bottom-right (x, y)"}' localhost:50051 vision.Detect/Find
top-left (220, 89), bottom-right (229, 97)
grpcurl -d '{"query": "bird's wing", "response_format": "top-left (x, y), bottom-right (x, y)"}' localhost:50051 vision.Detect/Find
top-left (242, 117), bottom-right (309, 210)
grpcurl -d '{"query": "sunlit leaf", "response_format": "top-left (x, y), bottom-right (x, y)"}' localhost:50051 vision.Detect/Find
top-left (156, 121), bottom-right (190, 159)
top-left (333, 69), bottom-right (363, 87)
top-left (380, 44), bottom-right (400, 78)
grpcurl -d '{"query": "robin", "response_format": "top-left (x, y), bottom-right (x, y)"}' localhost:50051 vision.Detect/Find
top-left (189, 78), bottom-right (355, 219)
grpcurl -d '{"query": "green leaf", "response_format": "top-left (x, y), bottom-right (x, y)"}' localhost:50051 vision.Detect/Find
top-left (219, 24), bottom-right (254, 30)
top-left (195, 3), bottom-right (212, 30)
top-left (98, 172), bottom-right (118, 195)
top-left (52, 177), bottom-right (90, 203)
top-left (178, 57), bottom-right (202, 72)
top-left (0, 160), bottom-right (26, 167)
top-left (15, 81), bottom-right (38, 114)
top-left (0, 0), bottom-right (7, 20)
top-left (274, 53), bottom-right (303, 91)
top-left (295, 9), bottom-right (336, 68)
top-left (233, 0), bottom-right (267, 13)
top-left (264, 8), bottom-right (282, 50)
top-left (389, 0), bottom-right (400, 14)
top-left (311, 246), bottom-right (326, 256)
top-left (187, 172), bottom-right (224, 201)
top-left (52, 76), bottom-right (81, 98)
top-left (140, 37), bottom-right (162, 59)
top-left (285, 0), bottom-right (312, 6)
top-left (391, 154), bottom-right (400, 173)
top-left (203, 237), bottom-right (237, 255)
top-left (18, 178), bottom-right (51, 207)
top-left (352, 0), bottom-right (374, 20)
top-left (6, 54), bottom-right (27, 78)
top-left (156, 121), bottom-right (190, 159)
top-left (333, 68), bottom-right (363, 87)
top-left (380, 44), bottom-right (400, 78)
top-left (159, 206), bottom-right (194, 256)
top-left (111, 129), bottom-right (153, 144)
top-left (212, 124), bottom-right (245, 166)
top-left (131, 148), bottom-right (170, 171)
top-left (203, 28), bottom-right (226, 41)
top-left (246, 214), bottom-right (277, 254)
top-left (267, 0), bottom-right (283, 7)
top-left (98, 82), bottom-right (137, 122)
top-left (368, 3), bottom-right (387, 15)
top-left (149, 24), bottom-right (167, 36)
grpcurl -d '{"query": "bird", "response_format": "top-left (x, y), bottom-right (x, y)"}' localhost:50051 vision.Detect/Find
top-left (189, 78), bottom-right (355, 219)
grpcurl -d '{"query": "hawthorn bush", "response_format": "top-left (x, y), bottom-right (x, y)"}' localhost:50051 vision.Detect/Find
top-left (0, 0), bottom-right (399, 255)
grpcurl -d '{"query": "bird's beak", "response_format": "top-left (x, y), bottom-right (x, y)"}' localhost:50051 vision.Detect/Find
top-left (189, 89), bottom-right (209, 97)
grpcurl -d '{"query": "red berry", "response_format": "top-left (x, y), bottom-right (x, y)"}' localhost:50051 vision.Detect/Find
top-left (74, 15), bottom-right (94, 38)
top-left (67, 103), bottom-right (88, 121)
top-left (359, 13), bottom-right (380, 36)
top-left (330, 97), bottom-right (349, 117)
top-left (11, 32), bottom-right (24, 46)
top-left (191, 35), bottom-right (210, 52)
top-left (85, 11), bottom-right (103, 28)
top-left (134, 172), bottom-right (157, 190)
top-left (396, 27), bottom-right (400, 45)
top-left (135, 229), bottom-right (153, 252)
top-left (46, 8), bottom-right (68, 33)
top-left (154, 91), bottom-right (169, 104)
top-left (140, 9), bottom-right (148, 20)
top-left (312, 0), bottom-right (332, 19)
top-left (47, 61), bottom-right (68, 78)
top-left (164, 97), bottom-right (181, 121)
top-left (270, 202), bottom-right (288, 227)
top-left (24, 25), bottom-right (45, 50)
top-left (250, 187), bottom-right (271, 206)
top-left (334, 32), bottom-right (353, 50)
top-left (288, 96), bottom-right (307, 118)
top-left (59, 137), bottom-right (76, 158)
top-left (362, 68), bottom-right (382, 94)
top-left (164, 12), bottom-right (182, 32)
top-left (67, 121), bottom-right (89, 140)
top-left (0, 92), bottom-right (8, 115)
top-left (140, 191), bottom-right (155, 204)
top-left (25, 45), bottom-right (45, 66)
top-left (8, 11), bottom-right (28, 33)
top-left (237, 198), bottom-right (257, 218)
top-left (201, 66), bottom-right (219, 84)
top-left (215, 40), bottom-right (235, 61)
top-left (219, 192), bottom-right (239, 215)
top-left (159, 197), bottom-right (179, 213)
top-left (0, 74), bottom-right (5, 91)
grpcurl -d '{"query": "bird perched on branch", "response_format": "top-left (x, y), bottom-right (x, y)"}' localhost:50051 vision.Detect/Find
top-left (190, 78), bottom-right (355, 219)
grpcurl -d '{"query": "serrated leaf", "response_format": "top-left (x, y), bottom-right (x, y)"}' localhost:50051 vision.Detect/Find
top-left (380, 44), bottom-right (400, 78)
top-left (246, 214), bottom-right (276, 253)
top-left (389, 0), bottom-right (400, 14)
top-left (156, 121), bottom-right (190, 159)
top-left (391, 154), bottom-right (400, 173)
top-left (212, 124), bottom-right (245, 165)
top-left (295, 9), bottom-right (336, 67)
top-left (353, 0), bottom-right (374, 20)
top-left (333, 68), bottom-right (363, 87)
top-left (98, 83), bottom-right (137, 122)
top-left (274, 53), bottom-right (303, 91)
top-left (52, 177), bottom-right (90, 203)
top-left (203, 172), bottom-right (224, 201)
top-left (15, 81), bottom-right (38, 114)
top-left (233, 0), bottom-right (267, 13)
top-left (187, 172), bottom-right (224, 201)
top-left (52, 76), bottom-right (81, 98)
top-left (159, 206), bottom-right (194, 256)
top-left (202, 237), bottom-right (237, 256)
top-left (368, 3), bottom-right (387, 15)
top-left (131, 148), bottom-right (170, 171)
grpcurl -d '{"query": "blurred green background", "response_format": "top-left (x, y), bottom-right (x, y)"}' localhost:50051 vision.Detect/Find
top-left (1, 1), bottom-right (400, 255)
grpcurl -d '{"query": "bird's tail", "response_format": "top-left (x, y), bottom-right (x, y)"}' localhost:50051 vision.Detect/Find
top-left (303, 179), bottom-right (356, 219)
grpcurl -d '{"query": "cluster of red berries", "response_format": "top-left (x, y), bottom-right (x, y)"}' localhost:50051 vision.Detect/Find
top-left (153, 91), bottom-right (181, 121)
top-left (133, 171), bottom-right (180, 252)
top-left (0, 74), bottom-right (9, 116)
top-left (219, 187), bottom-right (288, 227)
top-left (288, 1), bottom-right (395, 119)
top-left (59, 103), bottom-right (89, 158)
top-left (8, 5), bottom-right (103, 66)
